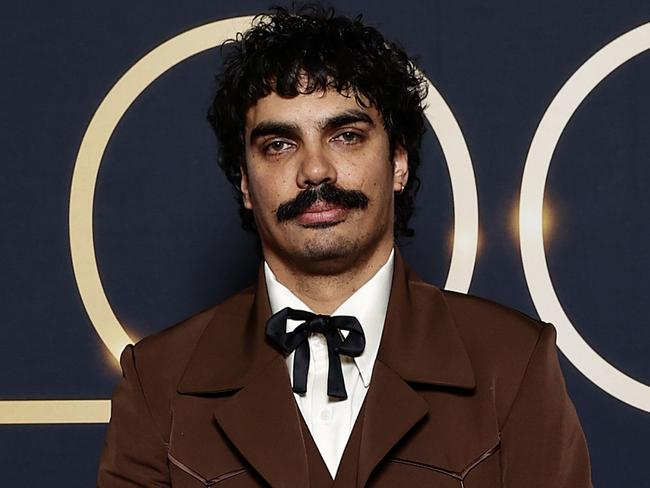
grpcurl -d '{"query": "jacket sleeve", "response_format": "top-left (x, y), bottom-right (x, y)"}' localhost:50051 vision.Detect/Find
top-left (97, 344), bottom-right (171, 487)
top-left (499, 323), bottom-right (592, 487)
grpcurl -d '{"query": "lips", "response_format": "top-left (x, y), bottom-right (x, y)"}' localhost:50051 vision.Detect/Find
top-left (295, 202), bottom-right (350, 226)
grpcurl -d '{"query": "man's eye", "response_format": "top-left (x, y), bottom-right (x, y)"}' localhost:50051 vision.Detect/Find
top-left (334, 131), bottom-right (362, 143)
top-left (264, 140), bottom-right (292, 154)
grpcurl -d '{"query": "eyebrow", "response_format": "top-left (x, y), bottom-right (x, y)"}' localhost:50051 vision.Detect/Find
top-left (249, 109), bottom-right (375, 144)
top-left (249, 121), bottom-right (300, 143)
top-left (320, 110), bottom-right (374, 132)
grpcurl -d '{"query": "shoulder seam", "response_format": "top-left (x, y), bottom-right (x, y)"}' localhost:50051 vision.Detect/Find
top-left (127, 344), bottom-right (170, 446)
top-left (498, 323), bottom-right (548, 429)
top-left (441, 289), bottom-right (545, 327)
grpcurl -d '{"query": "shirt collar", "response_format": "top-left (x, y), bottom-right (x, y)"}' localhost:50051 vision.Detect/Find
top-left (264, 249), bottom-right (395, 388)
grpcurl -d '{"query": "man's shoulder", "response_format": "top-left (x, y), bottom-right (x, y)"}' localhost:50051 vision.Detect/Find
top-left (428, 286), bottom-right (559, 423)
top-left (402, 259), bottom-right (546, 355)
top-left (436, 286), bottom-right (552, 384)
top-left (440, 287), bottom-right (545, 344)
top-left (129, 284), bottom-right (256, 379)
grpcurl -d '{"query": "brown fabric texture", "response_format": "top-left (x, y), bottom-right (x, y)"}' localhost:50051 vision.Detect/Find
top-left (97, 250), bottom-right (592, 487)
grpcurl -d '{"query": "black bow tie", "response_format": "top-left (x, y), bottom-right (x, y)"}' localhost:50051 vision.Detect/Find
top-left (265, 307), bottom-right (365, 399)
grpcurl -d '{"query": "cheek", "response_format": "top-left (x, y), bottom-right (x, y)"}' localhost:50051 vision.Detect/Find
top-left (358, 143), bottom-right (393, 181)
top-left (247, 170), bottom-right (293, 215)
top-left (352, 161), bottom-right (394, 198)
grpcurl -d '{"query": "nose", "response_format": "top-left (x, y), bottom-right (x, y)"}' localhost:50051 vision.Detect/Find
top-left (296, 144), bottom-right (337, 189)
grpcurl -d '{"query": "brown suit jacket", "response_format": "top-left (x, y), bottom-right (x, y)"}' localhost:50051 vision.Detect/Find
top-left (97, 251), bottom-right (592, 487)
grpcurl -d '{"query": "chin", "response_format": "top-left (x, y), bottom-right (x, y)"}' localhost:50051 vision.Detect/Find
top-left (292, 229), bottom-right (383, 274)
top-left (302, 242), bottom-right (357, 262)
top-left (269, 229), bottom-right (358, 271)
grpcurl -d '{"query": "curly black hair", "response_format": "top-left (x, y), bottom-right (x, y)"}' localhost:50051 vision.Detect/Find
top-left (207, 4), bottom-right (428, 238)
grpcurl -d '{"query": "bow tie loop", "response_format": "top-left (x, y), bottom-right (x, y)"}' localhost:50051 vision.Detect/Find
top-left (265, 306), bottom-right (365, 399)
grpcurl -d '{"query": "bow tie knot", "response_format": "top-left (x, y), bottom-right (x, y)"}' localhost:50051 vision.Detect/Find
top-left (304, 315), bottom-right (330, 333)
top-left (265, 307), bottom-right (365, 399)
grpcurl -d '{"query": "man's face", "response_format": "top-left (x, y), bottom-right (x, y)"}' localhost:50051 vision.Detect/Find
top-left (241, 88), bottom-right (408, 273)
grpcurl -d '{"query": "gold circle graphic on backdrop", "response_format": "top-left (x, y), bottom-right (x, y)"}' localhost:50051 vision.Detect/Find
top-left (520, 22), bottom-right (650, 412)
top-left (69, 16), bottom-right (479, 364)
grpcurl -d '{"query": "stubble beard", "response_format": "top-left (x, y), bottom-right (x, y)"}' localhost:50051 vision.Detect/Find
top-left (302, 229), bottom-right (360, 263)
top-left (284, 218), bottom-right (388, 276)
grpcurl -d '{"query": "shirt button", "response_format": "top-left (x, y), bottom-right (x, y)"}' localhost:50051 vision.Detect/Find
top-left (320, 408), bottom-right (332, 422)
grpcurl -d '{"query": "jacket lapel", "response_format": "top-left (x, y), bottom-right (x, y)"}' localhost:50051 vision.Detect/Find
top-left (177, 268), bottom-right (309, 488)
top-left (356, 360), bottom-right (429, 487)
top-left (213, 355), bottom-right (309, 488)
top-left (356, 250), bottom-right (476, 486)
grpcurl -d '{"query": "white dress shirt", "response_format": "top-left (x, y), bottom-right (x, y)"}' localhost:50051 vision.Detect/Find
top-left (264, 249), bottom-right (394, 479)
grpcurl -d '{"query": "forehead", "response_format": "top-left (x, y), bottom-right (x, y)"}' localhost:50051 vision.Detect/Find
top-left (244, 89), bottom-right (383, 134)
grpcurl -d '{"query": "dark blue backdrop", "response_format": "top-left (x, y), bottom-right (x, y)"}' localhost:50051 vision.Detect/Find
top-left (2, 1), bottom-right (650, 485)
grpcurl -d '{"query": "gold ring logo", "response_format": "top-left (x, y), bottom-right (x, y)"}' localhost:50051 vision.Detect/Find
top-left (70, 16), bottom-right (258, 364)
top-left (520, 22), bottom-right (650, 412)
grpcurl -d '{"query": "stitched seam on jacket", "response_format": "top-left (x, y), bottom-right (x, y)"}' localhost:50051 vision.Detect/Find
top-left (390, 458), bottom-right (462, 480)
top-left (167, 452), bottom-right (248, 486)
top-left (460, 439), bottom-right (501, 478)
top-left (390, 440), bottom-right (501, 481)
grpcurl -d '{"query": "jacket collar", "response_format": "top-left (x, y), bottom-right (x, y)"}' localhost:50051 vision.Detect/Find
top-left (176, 267), bottom-right (278, 394)
top-left (377, 248), bottom-right (476, 389)
top-left (177, 247), bottom-right (475, 394)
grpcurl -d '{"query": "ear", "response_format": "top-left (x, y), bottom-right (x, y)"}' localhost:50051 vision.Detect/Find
top-left (392, 144), bottom-right (409, 192)
top-left (240, 166), bottom-right (253, 210)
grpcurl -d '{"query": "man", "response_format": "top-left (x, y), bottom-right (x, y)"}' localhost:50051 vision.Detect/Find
top-left (98, 6), bottom-right (592, 487)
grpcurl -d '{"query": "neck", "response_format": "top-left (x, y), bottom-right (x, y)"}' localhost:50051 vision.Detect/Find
top-left (264, 240), bottom-right (394, 315)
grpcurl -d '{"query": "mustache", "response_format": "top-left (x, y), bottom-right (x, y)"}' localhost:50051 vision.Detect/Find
top-left (276, 183), bottom-right (370, 223)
